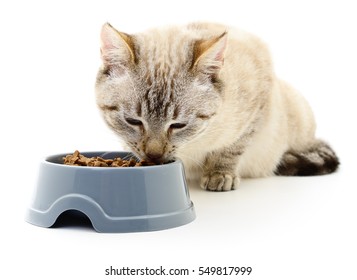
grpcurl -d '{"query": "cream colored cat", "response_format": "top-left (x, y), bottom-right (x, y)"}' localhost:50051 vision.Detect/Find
top-left (96, 22), bottom-right (339, 191)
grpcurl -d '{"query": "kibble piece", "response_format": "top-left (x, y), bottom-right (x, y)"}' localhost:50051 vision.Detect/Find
top-left (128, 158), bottom-right (137, 167)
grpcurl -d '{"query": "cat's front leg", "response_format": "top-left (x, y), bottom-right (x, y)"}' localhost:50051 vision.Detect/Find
top-left (200, 148), bottom-right (241, 191)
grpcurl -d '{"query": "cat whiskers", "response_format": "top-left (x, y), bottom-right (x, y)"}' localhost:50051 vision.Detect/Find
top-left (178, 153), bottom-right (205, 173)
top-left (121, 153), bottom-right (138, 161)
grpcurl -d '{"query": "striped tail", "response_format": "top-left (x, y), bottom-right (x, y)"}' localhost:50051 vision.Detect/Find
top-left (275, 140), bottom-right (339, 176)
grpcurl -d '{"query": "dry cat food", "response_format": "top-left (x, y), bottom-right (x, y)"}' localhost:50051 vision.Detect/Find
top-left (63, 150), bottom-right (156, 167)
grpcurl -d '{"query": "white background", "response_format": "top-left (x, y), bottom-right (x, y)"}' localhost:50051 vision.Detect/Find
top-left (1, 0), bottom-right (356, 279)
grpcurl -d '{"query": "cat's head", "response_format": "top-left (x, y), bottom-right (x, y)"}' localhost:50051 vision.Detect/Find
top-left (96, 23), bottom-right (227, 163)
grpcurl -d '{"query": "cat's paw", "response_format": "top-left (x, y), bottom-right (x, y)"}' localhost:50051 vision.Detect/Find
top-left (200, 172), bottom-right (240, 191)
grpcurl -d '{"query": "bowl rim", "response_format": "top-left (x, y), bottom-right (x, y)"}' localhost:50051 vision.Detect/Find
top-left (43, 151), bottom-right (179, 170)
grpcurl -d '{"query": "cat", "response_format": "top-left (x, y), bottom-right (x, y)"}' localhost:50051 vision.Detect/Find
top-left (95, 22), bottom-right (339, 191)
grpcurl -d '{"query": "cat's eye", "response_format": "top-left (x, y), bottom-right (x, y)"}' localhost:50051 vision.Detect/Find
top-left (125, 117), bottom-right (143, 126)
top-left (170, 123), bottom-right (187, 129)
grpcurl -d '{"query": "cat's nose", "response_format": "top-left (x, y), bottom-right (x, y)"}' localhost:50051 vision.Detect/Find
top-left (145, 138), bottom-right (165, 162)
top-left (145, 151), bottom-right (164, 162)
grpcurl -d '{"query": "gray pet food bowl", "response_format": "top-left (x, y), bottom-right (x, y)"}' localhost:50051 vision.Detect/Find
top-left (26, 151), bottom-right (196, 233)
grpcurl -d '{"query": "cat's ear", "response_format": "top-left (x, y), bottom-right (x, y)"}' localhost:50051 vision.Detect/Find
top-left (100, 23), bottom-right (136, 68)
top-left (192, 32), bottom-right (227, 76)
